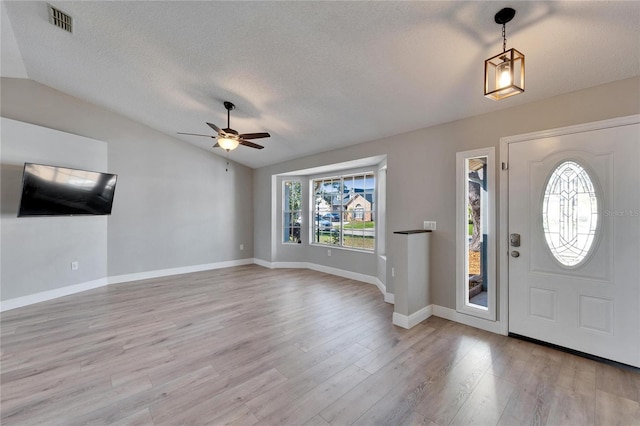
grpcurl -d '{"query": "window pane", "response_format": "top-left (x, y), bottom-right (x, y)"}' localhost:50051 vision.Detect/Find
top-left (283, 181), bottom-right (302, 243)
top-left (542, 161), bottom-right (598, 266)
top-left (467, 157), bottom-right (487, 308)
top-left (313, 173), bottom-right (375, 251)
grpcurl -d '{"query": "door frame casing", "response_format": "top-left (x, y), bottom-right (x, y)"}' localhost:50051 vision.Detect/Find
top-left (498, 114), bottom-right (640, 337)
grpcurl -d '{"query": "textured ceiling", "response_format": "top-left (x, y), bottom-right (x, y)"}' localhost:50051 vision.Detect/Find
top-left (2, 1), bottom-right (639, 168)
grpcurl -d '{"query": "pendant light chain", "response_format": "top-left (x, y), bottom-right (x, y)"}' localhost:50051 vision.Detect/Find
top-left (502, 23), bottom-right (506, 53)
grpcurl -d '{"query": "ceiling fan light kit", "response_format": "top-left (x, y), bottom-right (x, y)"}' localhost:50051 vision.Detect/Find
top-left (217, 137), bottom-right (240, 151)
top-left (177, 101), bottom-right (270, 152)
top-left (484, 7), bottom-right (525, 101)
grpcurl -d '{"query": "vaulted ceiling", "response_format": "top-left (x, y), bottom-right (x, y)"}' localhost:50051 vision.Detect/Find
top-left (2, 1), bottom-right (639, 168)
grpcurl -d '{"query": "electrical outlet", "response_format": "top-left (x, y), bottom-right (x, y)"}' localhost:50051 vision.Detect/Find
top-left (423, 221), bottom-right (436, 231)
top-left (327, 249), bottom-right (331, 257)
top-left (71, 261), bottom-right (79, 271)
top-left (240, 244), bottom-right (244, 251)
top-left (391, 267), bottom-right (395, 277)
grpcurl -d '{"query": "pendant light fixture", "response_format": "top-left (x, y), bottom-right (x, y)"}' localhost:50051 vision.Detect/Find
top-left (484, 8), bottom-right (525, 100)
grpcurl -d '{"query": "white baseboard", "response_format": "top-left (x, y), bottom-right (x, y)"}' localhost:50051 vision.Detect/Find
top-left (432, 305), bottom-right (505, 335)
top-left (0, 278), bottom-right (108, 312)
top-left (252, 258), bottom-right (274, 268)
top-left (305, 262), bottom-right (382, 289)
top-left (253, 259), bottom-right (387, 298)
top-left (392, 305), bottom-right (433, 329)
top-left (107, 258), bottom-right (254, 285)
top-left (390, 304), bottom-right (505, 334)
top-left (384, 292), bottom-right (395, 304)
top-left (2, 259), bottom-right (505, 337)
top-left (0, 258), bottom-right (255, 312)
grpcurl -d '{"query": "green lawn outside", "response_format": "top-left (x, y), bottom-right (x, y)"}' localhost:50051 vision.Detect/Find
top-left (343, 221), bottom-right (375, 229)
top-left (314, 232), bottom-right (375, 250)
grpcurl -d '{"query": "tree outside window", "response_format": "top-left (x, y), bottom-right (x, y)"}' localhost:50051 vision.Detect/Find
top-left (312, 172), bottom-right (375, 251)
top-left (283, 181), bottom-right (302, 243)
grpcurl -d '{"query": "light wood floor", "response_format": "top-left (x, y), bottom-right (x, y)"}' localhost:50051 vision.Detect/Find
top-left (1, 265), bottom-right (639, 426)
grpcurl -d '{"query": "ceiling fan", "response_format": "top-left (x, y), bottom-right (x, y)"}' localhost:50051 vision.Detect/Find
top-left (178, 101), bottom-right (270, 151)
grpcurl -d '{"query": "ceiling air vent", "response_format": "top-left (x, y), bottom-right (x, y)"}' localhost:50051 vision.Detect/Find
top-left (48, 4), bottom-right (73, 33)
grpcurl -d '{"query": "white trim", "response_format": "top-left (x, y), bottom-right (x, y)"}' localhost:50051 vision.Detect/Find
top-left (432, 305), bottom-right (505, 335)
top-left (499, 133), bottom-right (511, 335)
top-left (1, 259), bottom-right (255, 312)
top-left (501, 115), bottom-right (640, 145)
top-left (0, 278), bottom-right (108, 312)
top-left (392, 305), bottom-right (433, 329)
top-left (251, 259), bottom-right (386, 296)
top-left (384, 292), bottom-right (395, 304)
top-left (308, 263), bottom-right (382, 290)
top-left (498, 115), bottom-right (640, 337)
top-left (107, 259), bottom-right (254, 285)
top-left (455, 146), bottom-right (497, 321)
top-left (0, 258), bottom-right (505, 338)
top-left (252, 257), bottom-right (274, 268)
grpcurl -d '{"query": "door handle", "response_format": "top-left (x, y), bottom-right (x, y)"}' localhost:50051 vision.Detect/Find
top-left (511, 250), bottom-right (520, 258)
top-left (510, 233), bottom-right (521, 247)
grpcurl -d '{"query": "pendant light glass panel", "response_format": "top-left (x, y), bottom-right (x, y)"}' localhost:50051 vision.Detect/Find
top-left (484, 48), bottom-right (524, 100)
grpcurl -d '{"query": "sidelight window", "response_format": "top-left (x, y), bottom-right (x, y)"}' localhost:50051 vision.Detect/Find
top-left (456, 147), bottom-right (496, 321)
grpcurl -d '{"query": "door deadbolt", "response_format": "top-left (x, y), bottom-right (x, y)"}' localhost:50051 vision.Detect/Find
top-left (510, 233), bottom-right (521, 247)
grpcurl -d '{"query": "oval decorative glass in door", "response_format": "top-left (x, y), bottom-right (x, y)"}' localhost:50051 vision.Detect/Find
top-left (542, 161), bottom-right (598, 266)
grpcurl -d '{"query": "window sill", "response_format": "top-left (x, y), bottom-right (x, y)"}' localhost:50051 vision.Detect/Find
top-left (309, 243), bottom-right (375, 255)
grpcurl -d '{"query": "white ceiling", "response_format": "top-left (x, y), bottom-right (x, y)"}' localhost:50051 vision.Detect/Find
top-left (2, 1), bottom-right (639, 168)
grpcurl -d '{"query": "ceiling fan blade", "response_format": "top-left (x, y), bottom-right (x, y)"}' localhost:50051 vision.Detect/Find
top-left (239, 139), bottom-right (264, 149)
top-left (206, 122), bottom-right (222, 133)
top-left (239, 132), bottom-right (270, 140)
top-left (177, 132), bottom-right (215, 137)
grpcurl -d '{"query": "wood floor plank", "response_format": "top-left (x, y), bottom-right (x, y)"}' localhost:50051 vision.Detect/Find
top-left (596, 362), bottom-right (640, 403)
top-left (449, 372), bottom-right (516, 426)
top-left (496, 347), bottom-right (564, 426)
top-left (256, 364), bottom-right (370, 425)
top-left (245, 343), bottom-right (371, 420)
top-left (109, 408), bottom-right (155, 426)
top-left (152, 368), bottom-right (287, 425)
top-left (413, 339), bottom-right (498, 425)
top-left (1, 265), bottom-right (638, 425)
top-left (320, 342), bottom-right (435, 425)
top-left (595, 389), bottom-right (640, 426)
top-left (349, 335), bottom-right (484, 426)
top-left (546, 386), bottom-right (595, 426)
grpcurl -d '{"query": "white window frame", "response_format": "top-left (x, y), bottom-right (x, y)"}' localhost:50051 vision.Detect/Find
top-left (283, 180), bottom-right (302, 244)
top-left (456, 147), bottom-right (496, 321)
top-left (311, 171), bottom-right (376, 252)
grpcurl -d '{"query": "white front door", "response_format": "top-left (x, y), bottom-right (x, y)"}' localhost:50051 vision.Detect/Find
top-left (508, 117), bottom-right (640, 367)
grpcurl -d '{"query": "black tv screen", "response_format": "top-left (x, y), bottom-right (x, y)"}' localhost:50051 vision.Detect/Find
top-left (17, 163), bottom-right (117, 217)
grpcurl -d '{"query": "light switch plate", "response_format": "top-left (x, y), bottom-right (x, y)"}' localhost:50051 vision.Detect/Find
top-left (423, 221), bottom-right (436, 231)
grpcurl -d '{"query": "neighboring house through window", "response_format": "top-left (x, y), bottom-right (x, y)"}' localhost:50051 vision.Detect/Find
top-left (312, 172), bottom-right (375, 251)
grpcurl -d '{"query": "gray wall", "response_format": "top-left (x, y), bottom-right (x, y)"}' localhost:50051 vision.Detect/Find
top-left (254, 76), bottom-right (640, 311)
top-left (1, 77), bottom-right (254, 300)
top-left (268, 163), bottom-right (385, 284)
top-left (1, 117), bottom-right (108, 300)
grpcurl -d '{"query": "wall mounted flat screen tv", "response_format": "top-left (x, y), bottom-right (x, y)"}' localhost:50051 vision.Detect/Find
top-left (18, 163), bottom-right (117, 217)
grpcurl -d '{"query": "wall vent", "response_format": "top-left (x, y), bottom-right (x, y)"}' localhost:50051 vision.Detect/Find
top-left (48, 4), bottom-right (73, 33)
